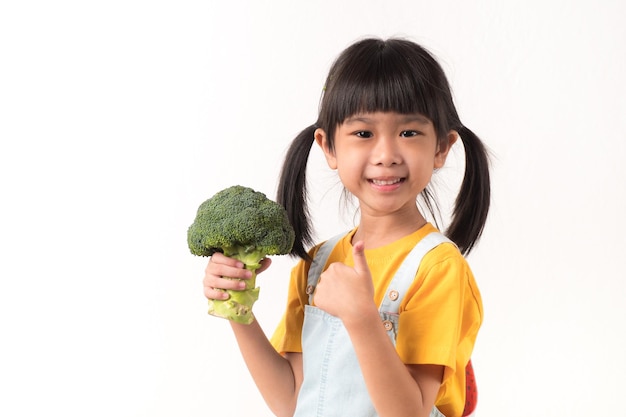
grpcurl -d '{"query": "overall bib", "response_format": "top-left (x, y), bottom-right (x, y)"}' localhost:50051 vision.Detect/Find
top-left (294, 232), bottom-right (451, 417)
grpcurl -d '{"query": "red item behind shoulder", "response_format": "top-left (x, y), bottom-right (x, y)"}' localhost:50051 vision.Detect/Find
top-left (462, 360), bottom-right (477, 416)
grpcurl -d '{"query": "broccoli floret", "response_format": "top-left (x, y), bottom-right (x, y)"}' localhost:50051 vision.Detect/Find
top-left (187, 185), bottom-right (295, 324)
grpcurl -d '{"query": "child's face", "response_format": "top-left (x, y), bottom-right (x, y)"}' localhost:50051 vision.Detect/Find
top-left (315, 111), bottom-right (456, 218)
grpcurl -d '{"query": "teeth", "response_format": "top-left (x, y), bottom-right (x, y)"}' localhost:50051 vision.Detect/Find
top-left (372, 178), bottom-right (401, 186)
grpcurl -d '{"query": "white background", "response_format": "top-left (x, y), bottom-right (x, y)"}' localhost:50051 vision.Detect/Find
top-left (1, 1), bottom-right (625, 416)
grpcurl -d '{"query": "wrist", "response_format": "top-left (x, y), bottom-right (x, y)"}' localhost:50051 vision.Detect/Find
top-left (341, 303), bottom-right (380, 331)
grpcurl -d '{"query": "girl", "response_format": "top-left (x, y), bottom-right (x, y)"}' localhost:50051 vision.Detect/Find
top-left (204, 37), bottom-right (490, 417)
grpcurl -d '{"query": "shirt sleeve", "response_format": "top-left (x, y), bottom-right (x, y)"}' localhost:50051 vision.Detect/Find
top-left (395, 244), bottom-right (482, 382)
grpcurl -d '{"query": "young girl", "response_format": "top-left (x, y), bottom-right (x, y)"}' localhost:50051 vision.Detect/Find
top-left (203, 37), bottom-right (490, 417)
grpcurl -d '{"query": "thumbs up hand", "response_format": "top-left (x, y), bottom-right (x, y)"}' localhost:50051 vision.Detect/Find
top-left (313, 241), bottom-right (376, 322)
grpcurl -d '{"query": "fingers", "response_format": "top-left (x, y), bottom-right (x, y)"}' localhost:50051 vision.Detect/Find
top-left (210, 252), bottom-right (246, 271)
top-left (206, 252), bottom-right (252, 280)
top-left (203, 253), bottom-right (252, 300)
top-left (351, 240), bottom-right (368, 275)
top-left (256, 257), bottom-right (272, 274)
top-left (204, 286), bottom-right (230, 301)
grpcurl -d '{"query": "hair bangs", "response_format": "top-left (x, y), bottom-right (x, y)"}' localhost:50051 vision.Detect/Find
top-left (319, 39), bottom-right (443, 136)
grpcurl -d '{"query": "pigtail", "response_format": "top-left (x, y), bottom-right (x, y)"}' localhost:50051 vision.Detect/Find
top-left (277, 124), bottom-right (317, 260)
top-left (446, 126), bottom-right (491, 255)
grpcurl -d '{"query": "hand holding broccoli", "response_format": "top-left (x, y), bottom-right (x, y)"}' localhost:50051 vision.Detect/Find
top-left (188, 185), bottom-right (295, 324)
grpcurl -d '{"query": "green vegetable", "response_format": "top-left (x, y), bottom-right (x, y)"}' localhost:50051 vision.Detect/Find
top-left (188, 185), bottom-right (295, 324)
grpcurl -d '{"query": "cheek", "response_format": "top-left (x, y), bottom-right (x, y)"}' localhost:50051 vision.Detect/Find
top-left (334, 156), bottom-right (362, 187)
top-left (332, 146), bottom-right (359, 171)
top-left (408, 154), bottom-right (438, 183)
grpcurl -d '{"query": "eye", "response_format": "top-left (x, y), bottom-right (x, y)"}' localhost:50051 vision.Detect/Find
top-left (400, 130), bottom-right (422, 138)
top-left (355, 131), bottom-right (373, 139)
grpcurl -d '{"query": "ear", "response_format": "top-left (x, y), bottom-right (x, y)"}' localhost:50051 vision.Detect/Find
top-left (434, 130), bottom-right (458, 169)
top-left (315, 128), bottom-right (337, 170)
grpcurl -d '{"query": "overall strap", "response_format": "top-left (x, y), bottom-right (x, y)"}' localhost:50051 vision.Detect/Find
top-left (306, 231), bottom-right (453, 307)
top-left (306, 232), bottom-right (346, 305)
top-left (378, 232), bottom-right (453, 314)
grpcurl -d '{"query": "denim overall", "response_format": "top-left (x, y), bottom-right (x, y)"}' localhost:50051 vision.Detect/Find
top-left (294, 232), bottom-right (451, 417)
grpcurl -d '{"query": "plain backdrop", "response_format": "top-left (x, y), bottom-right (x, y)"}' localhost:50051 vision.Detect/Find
top-left (1, 1), bottom-right (625, 416)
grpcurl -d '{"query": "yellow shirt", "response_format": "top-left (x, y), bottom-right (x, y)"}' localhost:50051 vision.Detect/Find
top-left (270, 223), bottom-right (483, 417)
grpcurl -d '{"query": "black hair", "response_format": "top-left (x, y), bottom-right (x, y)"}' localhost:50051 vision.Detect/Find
top-left (277, 37), bottom-right (490, 259)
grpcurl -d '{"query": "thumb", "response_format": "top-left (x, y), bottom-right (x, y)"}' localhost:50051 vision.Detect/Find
top-left (352, 241), bottom-right (369, 275)
top-left (256, 257), bottom-right (272, 274)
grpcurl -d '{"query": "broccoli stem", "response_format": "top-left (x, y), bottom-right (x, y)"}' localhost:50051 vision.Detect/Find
top-left (207, 246), bottom-right (265, 325)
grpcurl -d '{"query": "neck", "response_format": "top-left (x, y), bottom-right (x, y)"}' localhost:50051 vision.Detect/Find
top-left (353, 210), bottom-right (427, 249)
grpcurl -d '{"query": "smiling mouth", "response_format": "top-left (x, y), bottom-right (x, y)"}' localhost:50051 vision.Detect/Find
top-left (370, 178), bottom-right (404, 186)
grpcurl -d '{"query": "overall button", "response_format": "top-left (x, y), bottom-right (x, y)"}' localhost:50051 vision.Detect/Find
top-left (382, 320), bottom-right (394, 331)
top-left (388, 290), bottom-right (399, 301)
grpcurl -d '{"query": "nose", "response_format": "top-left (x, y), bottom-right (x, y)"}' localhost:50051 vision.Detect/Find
top-left (371, 136), bottom-right (402, 166)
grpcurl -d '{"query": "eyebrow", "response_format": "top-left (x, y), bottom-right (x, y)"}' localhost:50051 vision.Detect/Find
top-left (344, 114), bottom-right (431, 125)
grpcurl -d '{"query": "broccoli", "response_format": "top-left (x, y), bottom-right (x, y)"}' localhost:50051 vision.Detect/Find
top-left (187, 185), bottom-right (295, 324)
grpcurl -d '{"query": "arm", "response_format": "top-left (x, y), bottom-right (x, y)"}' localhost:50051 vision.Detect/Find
top-left (230, 320), bottom-right (303, 417)
top-left (343, 307), bottom-right (443, 417)
top-left (204, 253), bottom-right (303, 417)
top-left (313, 242), bottom-right (442, 417)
